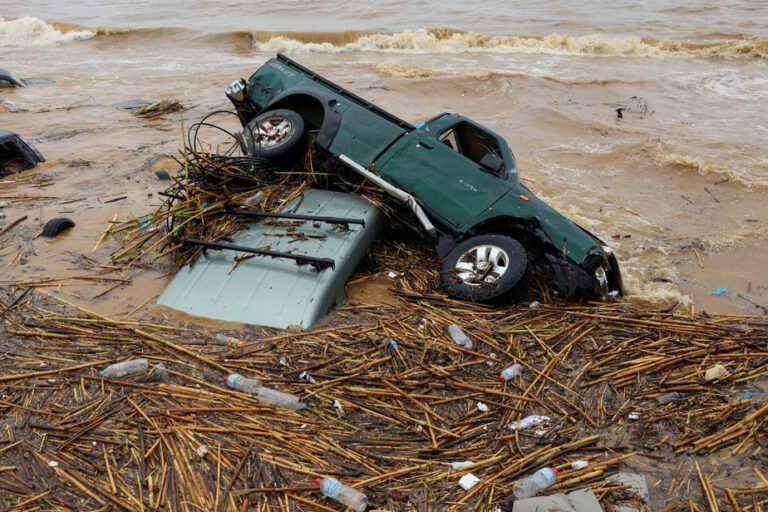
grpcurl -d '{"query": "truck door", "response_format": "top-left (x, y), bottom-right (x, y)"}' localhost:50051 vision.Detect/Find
top-left (376, 127), bottom-right (511, 231)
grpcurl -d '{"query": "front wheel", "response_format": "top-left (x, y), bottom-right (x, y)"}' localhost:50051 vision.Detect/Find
top-left (440, 234), bottom-right (528, 302)
top-left (239, 109), bottom-right (305, 160)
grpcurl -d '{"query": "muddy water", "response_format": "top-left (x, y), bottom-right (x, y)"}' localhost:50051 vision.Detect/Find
top-left (1, 2), bottom-right (768, 315)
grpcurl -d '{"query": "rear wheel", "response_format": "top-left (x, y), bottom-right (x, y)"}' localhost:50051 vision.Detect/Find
top-left (239, 109), bottom-right (305, 160)
top-left (440, 234), bottom-right (528, 302)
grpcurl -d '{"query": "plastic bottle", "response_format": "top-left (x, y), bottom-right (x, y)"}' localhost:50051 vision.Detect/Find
top-left (513, 467), bottom-right (558, 499)
top-left (226, 374), bottom-right (262, 394)
top-left (226, 374), bottom-right (306, 410)
top-left (256, 387), bottom-right (307, 411)
top-left (216, 333), bottom-right (242, 348)
top-left (100, 359), bottom-right (149, 378)
top-left (447, 324), bottom-right (473, 349)
top-left (498, 364), bottom-right (523, 382)
top-left (316, 477), bottom-right (368, 512)
top-left (150, 363), bottom-right (169, 383)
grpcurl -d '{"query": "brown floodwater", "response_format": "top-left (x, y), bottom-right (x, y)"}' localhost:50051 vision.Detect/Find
top-left (1, 2), bottom-right (767, 315)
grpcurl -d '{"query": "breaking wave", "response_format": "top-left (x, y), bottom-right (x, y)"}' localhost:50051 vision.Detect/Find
top-left (0, 16), bottom-right (95, 47)
top-left (4, 19), bottom-right (767, 61)
top-left (247, 28), bottom-right (768, 60)
top-left (374, 63), bottom-right (440, 78)
top-left (660, 153), bottom-right (768, 189)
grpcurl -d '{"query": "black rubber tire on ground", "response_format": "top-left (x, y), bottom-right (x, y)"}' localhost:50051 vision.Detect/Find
top-left (240, 109), bottom-right (305, 160)
top-left (440, 234), bottom-right (528, 302)
top-left (41, 217), bottom-right (75, 238)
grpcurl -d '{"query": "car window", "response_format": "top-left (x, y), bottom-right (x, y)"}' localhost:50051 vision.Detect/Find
top-left (439, 122), bottom-right (505, 177)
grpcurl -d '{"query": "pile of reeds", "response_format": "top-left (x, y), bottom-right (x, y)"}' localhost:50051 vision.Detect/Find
top-left (0, 273), bottom-right (766, 510)
top-left (134, 99), bottom-right (185, 120)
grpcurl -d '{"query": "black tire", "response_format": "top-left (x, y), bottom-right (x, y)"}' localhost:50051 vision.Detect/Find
top-left (239, 109), bottom-right (305, 160)
top-left (42, 217), bottom-right (75, 238)
top-left (440, 234), bottom-right (528, 302)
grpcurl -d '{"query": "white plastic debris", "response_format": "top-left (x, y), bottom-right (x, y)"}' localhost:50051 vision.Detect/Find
top-left (476, 401), bottom-right (489, 412)
top-left (508, 415), bottom-right (550, 431)
top-left (529, 300), bottom-right (541, 309)
top-left (278, 356), bottom-right (288, 367)
top-left (387, 271), bottom-right (399, 279)
top-left (499, 363), bottom-right (523, 382)
top-left (196, 445), bottom-right (209, 458)
top-left (447, 324), bottom-right (473, 349)
top-left (571, 460), bottom-right (589, 470)
top-left (458, 473), bottom-right (480, 491)
top-left (333, 399), bottom-right (344, 415)
top-left (48, 460), bottom-right (59, 468)
top-left (704, 364), bottom-right (727, 382)
top-left (628, 412), bottom-right (641, 421)
top-left (386, 338), bottom-right (399, 350)
top-left (450, 461), bottom-right (474, 471)
top-left (99, 359), bottom-right (149, 378)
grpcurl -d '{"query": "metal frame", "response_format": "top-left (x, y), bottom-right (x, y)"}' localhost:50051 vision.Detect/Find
top-left (185, 238), bottom-right (335, 271)
top-left (226, 207), bottom-right (365, 229)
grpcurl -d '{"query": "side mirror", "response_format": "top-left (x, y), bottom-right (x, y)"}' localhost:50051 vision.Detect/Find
top-left (479, 152), bottom-right (504, 175)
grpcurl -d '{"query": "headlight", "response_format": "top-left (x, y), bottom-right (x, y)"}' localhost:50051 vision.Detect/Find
top-left (594, 266), bottom-right (608, 297)
top-left (225, 79), bottom-right (246, 102)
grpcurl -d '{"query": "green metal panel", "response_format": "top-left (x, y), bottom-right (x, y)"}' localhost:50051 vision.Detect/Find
top-left (376, 132), bottom-right (512, 231)
top-left (158, 190), bottom-right (381, 329)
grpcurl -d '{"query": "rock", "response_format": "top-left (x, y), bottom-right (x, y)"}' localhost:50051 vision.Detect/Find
top-left (607, 473), bottom-right (649, 504)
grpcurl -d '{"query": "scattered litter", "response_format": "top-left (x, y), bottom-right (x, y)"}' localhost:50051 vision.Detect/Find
top-left (48, 460), bottom-right (59, 468)
top-left (278, 356), bottom-right (289, 367)
top-left (513, 467), bottom-right (557, 499)
top-left (41, 217), bottom-right (75, 238)
top-left (742, 391), bottom-right (753, 399)
top-left (476, 401), bottom-right (489, 412)
top-left (508, 415), bottom-right (550, 431)
top-left (215, 333), bottom-right (243, 348)
top-left (99, 358), bottom-right (149, 378)
top-left (447, 324), bottom-right (473, 349)
top-left (387, 271), bottom-right (400, 279)
top-left (571, 460), bottom-right (589, 470)
top-left (711, 287), bottom-right (728, 296)
top-left (628, 412), bottom-right (641, 421)
top-left (499, 363), bottom-right (523, 381)
top-left (458, 473), bottom-right (480, 491)
top-left (704, 364), bottom-right (727, 382)
top-left (243, 191), bottom-right (264, 205)
top-left (529, 300), bottom-right (541, 309)
top-left (195, 444), bottom-right (209, 458)
top-left (225, 373), bottom-right (262, 393)
top-left (317, 477), bottom-right (368, 512)
top-left (333, 399), bottom-right (344, 415)
top-left (450, 461), bottom-right (474, 471)
top-left (385, 338), bottom-right (399, 350)
top-left (299, 371), bottom-right (316, 383)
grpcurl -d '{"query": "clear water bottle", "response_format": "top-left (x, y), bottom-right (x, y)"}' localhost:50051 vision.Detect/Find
top-left (513, 467), bottom-right (558, 499)
top-left (447, 324), bottom-right (473, 349)
top-left (216, 333), bottom-right (243, 348)
top-left (100, 358), bottom-right (148, 378)
top-left (316, 477), bottom-right (368, 512)
top-left (256, 386), bottom-right (306, 411)
top-left (226, 374), bottom-right (262, 393)
top-left (498, 364), bottom-right (523, 381)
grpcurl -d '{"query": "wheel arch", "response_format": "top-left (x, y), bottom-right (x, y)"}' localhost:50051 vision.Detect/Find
top-left (264, 90), bottom-right (342, 151)
top-left (465, 216), bottom-right (552, 256)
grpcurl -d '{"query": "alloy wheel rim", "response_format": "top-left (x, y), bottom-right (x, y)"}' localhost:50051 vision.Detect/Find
top-left (454, 244), bottom-right (510, 285)
top-left (255, 115), bottom-right (293, 148)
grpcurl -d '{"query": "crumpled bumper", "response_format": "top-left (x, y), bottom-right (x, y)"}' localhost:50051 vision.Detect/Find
top-left (0, 130), bottom-right (45, 176)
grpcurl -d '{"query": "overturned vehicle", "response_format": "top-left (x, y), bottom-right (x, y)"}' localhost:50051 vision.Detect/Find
top-left (223, 54), bottom-right (622, 302)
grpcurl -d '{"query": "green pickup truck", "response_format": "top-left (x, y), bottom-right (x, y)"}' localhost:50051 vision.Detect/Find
top-left (224, 54), bottom-right (622, 302)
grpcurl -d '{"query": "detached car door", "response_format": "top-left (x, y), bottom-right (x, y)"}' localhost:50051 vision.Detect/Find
top-left (375, 131), bottom-right (511, 231)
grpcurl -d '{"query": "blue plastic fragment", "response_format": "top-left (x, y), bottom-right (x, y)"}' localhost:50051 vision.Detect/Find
top-left (414, 122), bottom-right (425, 129)
top-left (711, 287), bottom-right (728, 296)
top-left (743, 391), bottom-right (753, 399)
